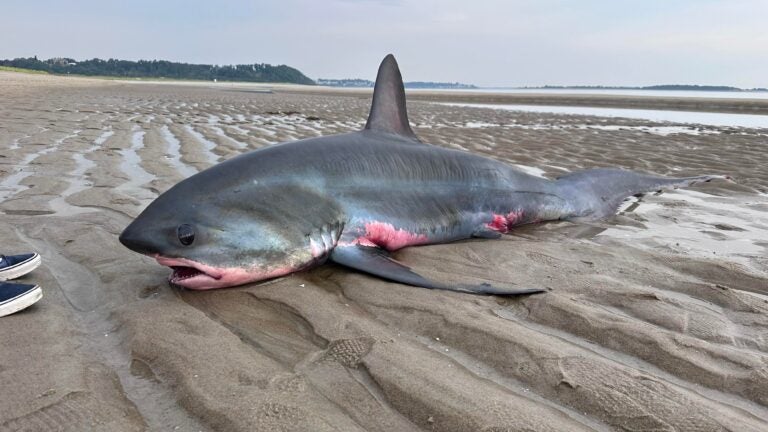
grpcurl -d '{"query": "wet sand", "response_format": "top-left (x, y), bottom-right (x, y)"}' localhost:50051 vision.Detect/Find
top-left (1, 71), bottom-right (768, 431)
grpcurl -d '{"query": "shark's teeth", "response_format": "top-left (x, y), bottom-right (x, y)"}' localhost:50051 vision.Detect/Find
top-left (170, 266), bottom-right (204, 282)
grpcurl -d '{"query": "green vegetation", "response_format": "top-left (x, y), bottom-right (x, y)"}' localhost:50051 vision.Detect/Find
top-left (0, 57), bottom-right (315, 85)
top-left (0, 65), bottom-right (49, 74)
top-left (643, 84), bottom-right (768, 92)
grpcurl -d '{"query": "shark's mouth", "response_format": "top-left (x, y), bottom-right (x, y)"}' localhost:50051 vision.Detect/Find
top-left (154, 255), bottom-right (297, 290)
top-left (155, 256), bottom-right (225, 289)
top-left (170, 266), bottom-right (211, 284)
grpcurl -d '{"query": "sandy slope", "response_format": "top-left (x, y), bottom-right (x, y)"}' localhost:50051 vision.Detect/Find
top-left (1, 71), bottom-right (767, 431)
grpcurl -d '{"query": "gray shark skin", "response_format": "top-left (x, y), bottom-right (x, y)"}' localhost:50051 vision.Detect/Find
top-left (119, 54), bottom-right (729, 295)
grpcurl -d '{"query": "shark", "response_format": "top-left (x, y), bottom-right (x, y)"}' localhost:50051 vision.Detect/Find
top-left (119, 54), bottom-right (729, 295)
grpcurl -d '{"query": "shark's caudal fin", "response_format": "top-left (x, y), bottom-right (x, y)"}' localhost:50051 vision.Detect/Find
top-left (364, 54), bottom-right (421, 142)
top-left (557, 168), bottom-right (732, 221)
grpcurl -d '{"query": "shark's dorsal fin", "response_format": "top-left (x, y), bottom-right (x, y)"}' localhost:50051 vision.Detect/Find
top-left (364, 54), bottom-right (421, 142)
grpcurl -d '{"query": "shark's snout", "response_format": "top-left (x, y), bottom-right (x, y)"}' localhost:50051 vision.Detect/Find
top-left (119, 225), bottom-right (158, 255)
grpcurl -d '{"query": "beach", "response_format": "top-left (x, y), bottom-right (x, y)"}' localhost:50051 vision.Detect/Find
top-left (1, 71), bottom-right (767, 431)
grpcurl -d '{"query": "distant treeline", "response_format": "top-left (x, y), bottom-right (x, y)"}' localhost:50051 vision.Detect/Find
top-left (524, 84), bottom-right (768, 92)
top-left (318, 78), bottom-right (477, 89)
top-left (0, 56), bottom-right (316, 85)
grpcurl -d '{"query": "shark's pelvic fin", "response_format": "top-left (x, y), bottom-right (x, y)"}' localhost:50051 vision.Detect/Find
top-left (364, 54), bottom-right (421, 142)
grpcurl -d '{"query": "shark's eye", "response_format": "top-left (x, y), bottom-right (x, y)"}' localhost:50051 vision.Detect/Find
top-left (177, 224), bottom-right (195, 246)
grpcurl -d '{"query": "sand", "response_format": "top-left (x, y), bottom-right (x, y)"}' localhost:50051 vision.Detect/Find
top-left (1, 70), bottom-right (767, 431)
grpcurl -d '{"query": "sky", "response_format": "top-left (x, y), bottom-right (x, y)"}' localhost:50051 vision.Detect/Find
top-left (2, 0), bottom-right (767, 88)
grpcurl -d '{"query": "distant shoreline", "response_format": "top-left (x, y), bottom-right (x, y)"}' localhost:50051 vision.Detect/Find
top-left (4, 67), bottom-right (768, 115)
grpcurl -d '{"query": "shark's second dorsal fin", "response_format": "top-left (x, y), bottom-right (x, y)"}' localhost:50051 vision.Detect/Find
top-left (364, 54), bottom-right (420, 142)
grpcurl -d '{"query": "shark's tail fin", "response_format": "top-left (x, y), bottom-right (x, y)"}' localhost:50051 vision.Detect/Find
top-left (556, 168), bottom-right (731, 221)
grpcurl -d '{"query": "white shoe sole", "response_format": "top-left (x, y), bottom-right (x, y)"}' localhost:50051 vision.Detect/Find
top-left (0, 286), bottom-right (43, 317)
top-left (0, 253), bottom-right (42, 281)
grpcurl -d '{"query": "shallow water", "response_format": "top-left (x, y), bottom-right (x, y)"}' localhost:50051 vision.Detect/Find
top-left (440, 103), bottom-right (768, 129)
top-left (424, 88), bottom-right (768, 100)
top-left (0, 130), bottom-right (82, 202)
top-left (116, 128), bottom-right (157, 207)
top-left (208, 125), bottom-right (248, 150)
top-left (183, 124), bottom-right (221, 164)
top-left (49, 130), bottom-right (115, 216)
top-left (0, 153), bottom-right (39, 201)
top-left (453, 120), bottom-right (723, 136)
top-left (159, 125), bottom-right (197, 178)
top-left (603, 189), bottom-right (768, 275)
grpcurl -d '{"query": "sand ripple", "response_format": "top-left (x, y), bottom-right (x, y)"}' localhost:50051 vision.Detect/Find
top-left (1, 71), bottom-right (767, 431)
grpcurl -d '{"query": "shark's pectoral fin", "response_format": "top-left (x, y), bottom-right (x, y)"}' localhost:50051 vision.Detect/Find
top-left (329, 245), bottom-right (545, 296)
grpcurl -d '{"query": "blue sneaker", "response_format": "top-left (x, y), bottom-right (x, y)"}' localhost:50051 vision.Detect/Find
top-left (0, 253), bottom-right (41, 281)
top-left (0, 282), bottom-right (42, 317)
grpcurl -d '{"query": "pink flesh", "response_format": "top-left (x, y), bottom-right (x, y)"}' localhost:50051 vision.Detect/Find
top-left (355, 221), bottom-right (430, 251)
top-left (155, 256), bottom-right (296, 290)
top-left (486, 210), bottom-right (525, 233)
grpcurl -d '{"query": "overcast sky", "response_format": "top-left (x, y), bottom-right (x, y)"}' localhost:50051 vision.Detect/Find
top-left (2, 0), bottom-right (766, 88)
